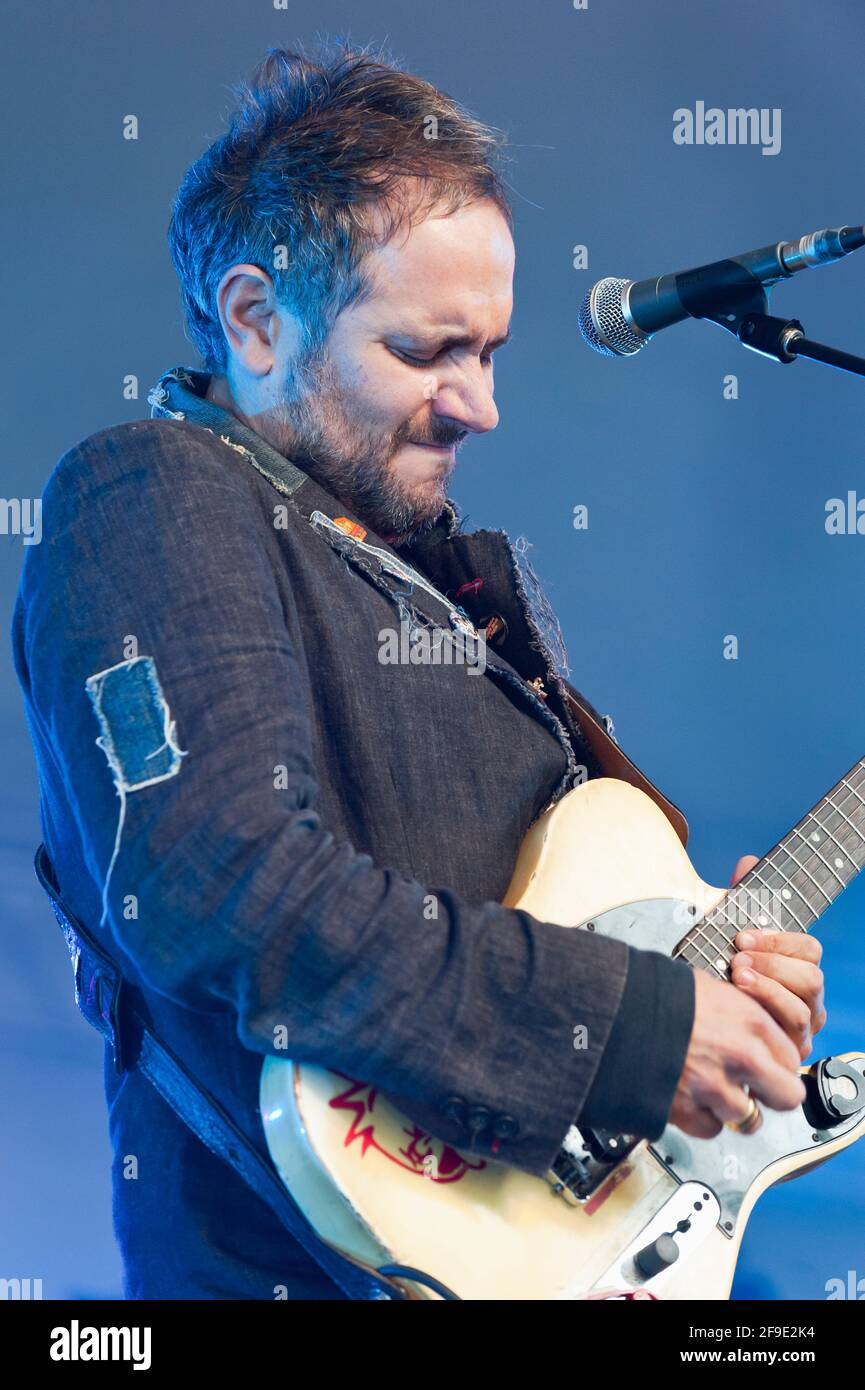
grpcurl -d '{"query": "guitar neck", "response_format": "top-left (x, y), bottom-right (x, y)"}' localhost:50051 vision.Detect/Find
top-left (674, 756), bottom-right (865, 980)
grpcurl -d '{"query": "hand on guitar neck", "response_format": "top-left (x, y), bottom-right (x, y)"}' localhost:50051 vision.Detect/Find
top-left (670, 853), bottom-right (825, 1139)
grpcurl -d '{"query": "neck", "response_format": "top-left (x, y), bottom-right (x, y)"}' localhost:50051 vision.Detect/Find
top-left (205, 373), bottom-right (239, 414)
top-left (675, 757), bottom-right (865, 979)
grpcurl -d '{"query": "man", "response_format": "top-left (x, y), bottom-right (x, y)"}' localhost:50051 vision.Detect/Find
top-left (12, 42), bottom-right (823, 1300)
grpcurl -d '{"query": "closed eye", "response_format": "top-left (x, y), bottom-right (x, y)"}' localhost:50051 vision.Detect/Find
top-left (392, 347), bottom-right (495, 368)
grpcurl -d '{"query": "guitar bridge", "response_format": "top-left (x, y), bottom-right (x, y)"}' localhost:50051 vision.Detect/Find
top-left (546, 1124), bottom-right (639, 1204)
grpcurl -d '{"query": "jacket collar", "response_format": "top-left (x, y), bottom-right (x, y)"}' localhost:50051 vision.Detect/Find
top-left (148, 365), bottom-right (311, 500)
top-left (147, 365), bottom-right (463, 537)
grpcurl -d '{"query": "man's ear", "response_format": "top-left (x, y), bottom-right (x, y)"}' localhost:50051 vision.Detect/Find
top-left (214, 264), bottom-right (280, 376)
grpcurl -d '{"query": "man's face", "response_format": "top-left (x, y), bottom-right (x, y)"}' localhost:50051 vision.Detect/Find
top-left (266, 197), bottom-right (514, 543)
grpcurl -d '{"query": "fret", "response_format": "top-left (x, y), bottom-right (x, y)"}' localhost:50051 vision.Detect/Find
top-left (674, 935), bottom-right (728, 979)
top-left (689, 927), bottom-right (735, 973)
top-left (749, 865), bottom-right (810, 930)
top-left (839, 772), bottom-right (865, 812)
top-left (823, 790), bottom-right (865, 847)
top-left (769, 841), bottom-right (833, 909)
top-left (820, 818), bottom-right (860, 868)
top-left (799, 810), bottom-right (853, 867)
top-left (675, 922), bottom-right (728, 969)
top-left (727, 884), bottom-right (780, 929)
top-left (771, 849), bottom-right (829, 924)
top-left (806, 810), bottom-right (862, 878)
top-left (689, 915), bottom-right (734, 955)
top-left (682, 933), bottom-right (723, 972)
top-left (710, 910), bottom-right (756, 945)
top-left (832, 775), bottom-right (865, 839)
top-left (703, 923), bottom-right (749, 974)
top-left (711, 909), bottom-right (748, 941)
top-left (777, 768), bottom-right (865, 894)
top-left (795, 811), bottom-right (862, 900)
top-left (806, 781), bottom-right (865, 851)
top-left (817, 782), bottom-right (865, 833)
top-left (786, 826), bottom-right (847, 889)
top-left (778, 830), bottom-right (839, 899)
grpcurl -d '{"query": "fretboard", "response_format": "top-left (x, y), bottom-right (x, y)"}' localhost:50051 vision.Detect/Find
top-left (674, 757), bottom-right (865, 979)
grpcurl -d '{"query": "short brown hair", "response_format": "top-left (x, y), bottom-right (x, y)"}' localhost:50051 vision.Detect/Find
top-left (168, 39), bottom-right (513, 372)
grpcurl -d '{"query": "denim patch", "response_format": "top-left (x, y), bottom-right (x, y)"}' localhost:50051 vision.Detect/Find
top-left (85, 656), bottom-right (187, 925)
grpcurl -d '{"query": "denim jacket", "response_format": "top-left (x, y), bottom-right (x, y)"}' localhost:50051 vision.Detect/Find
top-left (10, 364), bottom-right (694, 1299)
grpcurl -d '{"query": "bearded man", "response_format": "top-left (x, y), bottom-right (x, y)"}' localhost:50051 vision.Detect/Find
top-left (12, 42), bottom-right (818, 1300)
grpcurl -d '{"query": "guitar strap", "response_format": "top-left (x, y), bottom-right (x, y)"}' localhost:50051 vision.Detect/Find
top-left (31, 841), bottom-right (408, 1302)
top-left (562, 682), bottom-right (689, 848)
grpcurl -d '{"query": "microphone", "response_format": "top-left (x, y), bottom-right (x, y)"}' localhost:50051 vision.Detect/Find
top-left (578, 225), bottom-right (865, 357)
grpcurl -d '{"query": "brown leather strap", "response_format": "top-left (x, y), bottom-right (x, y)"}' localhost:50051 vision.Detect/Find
top-left (563, 685), bottom-right (689, 848)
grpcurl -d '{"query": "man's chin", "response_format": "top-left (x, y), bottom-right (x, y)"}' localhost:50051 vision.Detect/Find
top-left (411, 478), bottom-right (452, 524)
top-left (380, 486), bottom-right (450, 545)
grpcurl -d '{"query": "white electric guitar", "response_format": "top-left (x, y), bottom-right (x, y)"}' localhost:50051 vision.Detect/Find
top-left (260, 761), bottom-right (865, 1300)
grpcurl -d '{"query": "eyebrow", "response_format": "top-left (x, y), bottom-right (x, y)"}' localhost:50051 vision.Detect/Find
top-left (395, 327), bottom-right (512, 352)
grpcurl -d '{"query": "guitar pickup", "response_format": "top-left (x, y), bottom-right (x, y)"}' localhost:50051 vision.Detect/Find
top-left (547, 1125), bottom-right (640, 1203)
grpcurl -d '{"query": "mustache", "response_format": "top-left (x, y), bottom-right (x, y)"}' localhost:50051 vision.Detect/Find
top-left (402, 428), bottom-right (467, 449)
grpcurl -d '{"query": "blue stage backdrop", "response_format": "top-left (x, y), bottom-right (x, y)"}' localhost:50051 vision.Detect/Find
top-left (2, 0), bottom-right (864, 1300)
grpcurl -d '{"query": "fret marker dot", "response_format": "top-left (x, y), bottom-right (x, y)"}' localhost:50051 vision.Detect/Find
top-left (834, 857), bottom-right (844, 868)
top-left (714, 957), bottom-right (726, 970)
top-left (811, 832), bottom-right (821, 842)
top-left (782, 889), bottom-right (792, 900)
top-left (758, 915), bottom-right (769, 926)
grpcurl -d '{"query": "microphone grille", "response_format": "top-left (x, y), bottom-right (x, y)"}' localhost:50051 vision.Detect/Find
top-left (578, 278), bottom-right (645, 357)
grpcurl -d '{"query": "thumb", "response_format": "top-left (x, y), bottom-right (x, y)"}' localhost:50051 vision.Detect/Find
top-left (730, 853), bottom-right (760, 887)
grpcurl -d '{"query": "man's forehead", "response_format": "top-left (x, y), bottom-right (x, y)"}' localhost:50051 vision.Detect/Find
top-left (364, 294), bottom-right (513, 347)
top-left (358, 205), bottom-right (514, 335)
top-left (397, 216), bottom-right (507, 272)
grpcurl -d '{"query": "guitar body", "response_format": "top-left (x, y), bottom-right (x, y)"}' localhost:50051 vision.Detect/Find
top-left (261, 777), bottom-right (865, 1299)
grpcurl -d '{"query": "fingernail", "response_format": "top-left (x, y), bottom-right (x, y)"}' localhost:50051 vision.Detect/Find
top-left (738, 932), bottom-right (757, 948)
top-left (736, 968), bottom-right (756, 985)
top-left (734, 953), bottom-right (753, 968)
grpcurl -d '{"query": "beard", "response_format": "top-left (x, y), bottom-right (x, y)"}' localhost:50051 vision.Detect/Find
top-left (263, 345), bottom-right (460, 545)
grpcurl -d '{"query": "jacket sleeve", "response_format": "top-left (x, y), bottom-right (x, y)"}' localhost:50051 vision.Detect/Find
top-left (579, 944), bottom-right (694, 1138)
top-left (15, 421), bottom-right (694, 1178)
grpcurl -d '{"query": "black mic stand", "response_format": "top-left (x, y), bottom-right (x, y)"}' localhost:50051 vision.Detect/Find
top-left (690, 273), bottom-right (865, 379)
top-left (737, 312), bottom-right (865, 377)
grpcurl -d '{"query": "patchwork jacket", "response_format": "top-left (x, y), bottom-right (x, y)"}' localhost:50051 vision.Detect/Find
top-left (10, 365), bottom-right (694, 1298)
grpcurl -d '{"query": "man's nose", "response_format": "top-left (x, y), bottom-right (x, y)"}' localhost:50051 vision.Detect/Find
top-left (432, 364), bottom-right (499, 435)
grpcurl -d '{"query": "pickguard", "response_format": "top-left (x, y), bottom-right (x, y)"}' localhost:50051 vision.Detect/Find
top-left (576, 895), bottom-right (698, 955)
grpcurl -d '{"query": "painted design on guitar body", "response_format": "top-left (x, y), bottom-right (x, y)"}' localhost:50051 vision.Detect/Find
top-left (328, 1073), bottom-right (487, 1183)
